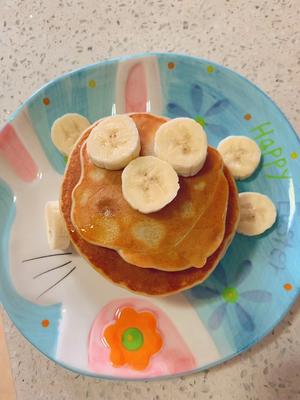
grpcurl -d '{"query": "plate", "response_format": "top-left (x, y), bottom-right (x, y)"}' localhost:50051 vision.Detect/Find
top-left (0, 53), bottom-right (299, 379)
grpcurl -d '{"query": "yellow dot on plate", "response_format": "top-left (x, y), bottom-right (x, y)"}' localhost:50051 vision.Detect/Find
top-left (88, 79), bottom-right (96, 88)
top-left (207, 65), bottom-right (215, 74)
top-left (290, 152), bottom-right (298, 159)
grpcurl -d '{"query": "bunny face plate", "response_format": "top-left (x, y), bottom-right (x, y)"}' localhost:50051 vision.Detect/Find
top-left (0, 53), bottom-right (299, 379)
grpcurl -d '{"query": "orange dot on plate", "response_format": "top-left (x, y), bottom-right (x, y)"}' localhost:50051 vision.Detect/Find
top-left (244, 113), bottom-right (252, 121)
top-left (41, 319), bottom-right (50, 328)
top-left (291, 152), bottom-right (298, 159)
top-left (43, 97), bottom-right (50, 106)
top-left (284, 283), bottom-right (293, 291)
top-left (167, 62), bottom-right (175, 70)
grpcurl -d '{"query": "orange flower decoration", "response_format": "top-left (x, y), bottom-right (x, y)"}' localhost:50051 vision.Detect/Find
top-left (103, 307), bottom-right (163, 370)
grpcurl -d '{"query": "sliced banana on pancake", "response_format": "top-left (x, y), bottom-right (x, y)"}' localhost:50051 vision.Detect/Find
top-left (154, 117), bottom-right (208, 177)
top-left (237, 192), bottom-right (277, 236)
top-left (45, 201), bottom-right (70, 249)
top-left (87, 115), bottom-right (140, 170)
top-left (217, 136), bottom-right (261, 180)
top-left (122, 156), bottom-right (179, 214)
top-left (51, 113), bottom-right (91, 156)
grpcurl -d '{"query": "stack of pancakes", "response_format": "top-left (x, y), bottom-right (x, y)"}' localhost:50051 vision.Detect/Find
top-left (61, 113), bottom-right (240, 296)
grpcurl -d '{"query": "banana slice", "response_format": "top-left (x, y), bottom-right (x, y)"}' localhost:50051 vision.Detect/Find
top-left (87, 115), bottom-right (140, 170)
top-left (45, 201), bottom-right (70, 249)
top-left (153, 117), bottom-right (208, 177)
top-left (238, 192), bottom-right (277, 236)
top-left (217, 136), bottom-right (261, 180)
top-left (122, 156), bottom-right (179, 213)
top-left (51, 113), bottom-right (91, 156)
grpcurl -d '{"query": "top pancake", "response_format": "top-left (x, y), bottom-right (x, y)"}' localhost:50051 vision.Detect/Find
top-left (70, 113), bottom-right (229, 271)
top-left (60, 120), bottom-right (240, 295)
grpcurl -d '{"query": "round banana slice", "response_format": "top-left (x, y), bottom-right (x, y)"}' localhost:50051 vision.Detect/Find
top-left (217, 136), bottom-right (261, 180)
top-left (51, 113), bottom-right (91, 156)
top-left (122, 156), bottom-right (180, 214)
top-left (87, 115), bottom-right (140, 170)
top-left (45, 201), bottom-right (70, 249)
top-left (238, 192), bottom-right (277, 236)
top-left (154, 117), bottom-right (208, 177)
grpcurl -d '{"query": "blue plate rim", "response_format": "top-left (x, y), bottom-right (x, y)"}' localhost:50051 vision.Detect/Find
top-left (1, 52), bottom-right (299, 380)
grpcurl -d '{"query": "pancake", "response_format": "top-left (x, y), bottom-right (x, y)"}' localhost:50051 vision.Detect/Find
top-left (71, 114), bottom-right (228, 271)
top-left (119, 171), bottom-right (228, 269)
top-left (60, 117), bottom-right (240, 296)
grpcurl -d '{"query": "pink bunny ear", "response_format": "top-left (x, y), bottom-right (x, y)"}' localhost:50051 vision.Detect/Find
top-left (0, 124), bottom-right (39, 182)
top-left (125, 63), bottom-right (148, 113)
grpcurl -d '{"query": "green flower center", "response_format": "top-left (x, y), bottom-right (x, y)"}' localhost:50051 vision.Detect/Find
top-left (195, 116), bottom-right (206, 127)
top-left (222, 287), bottom-right (239, 303)
top-left (122, 327), bottom-right (144, 351)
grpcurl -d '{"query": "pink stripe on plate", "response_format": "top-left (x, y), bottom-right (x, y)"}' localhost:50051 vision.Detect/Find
top-left (125, 63), bottom-right (148, 113)
top-left (0, 124), bottom-right (39, 182)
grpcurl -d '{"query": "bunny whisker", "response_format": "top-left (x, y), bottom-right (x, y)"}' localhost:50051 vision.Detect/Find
top-left (37, 266), bottom-right (76, 299)
top-left (22, 252), bottom-right (72, 263)
top-left (33, 261), bottom-right (72, 279)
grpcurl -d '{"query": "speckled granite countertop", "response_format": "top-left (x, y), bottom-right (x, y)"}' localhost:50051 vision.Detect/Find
top-left (1, 0), bottom-right (300, 399)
